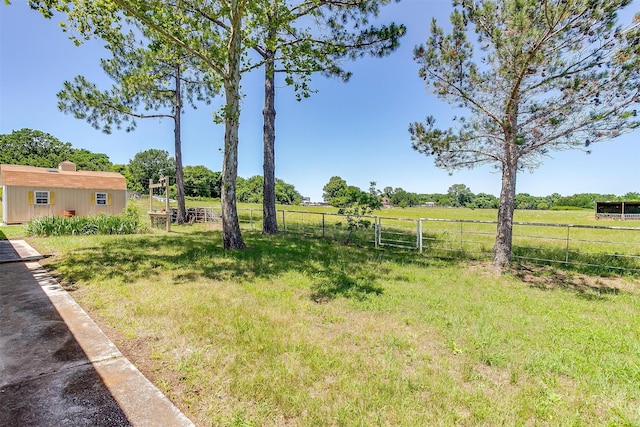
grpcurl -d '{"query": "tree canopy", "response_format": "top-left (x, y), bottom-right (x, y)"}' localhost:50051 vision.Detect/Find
top-left (183, 165), bottom-right (222, 198)
top-left (410, 0), bottom-right (640, 267)
top-left (323, 176), bottom-right (349, 204)
top-left (127, 148), bottom-right (176, 192)
top-left (322, 176), bottom-right (382, 209)
top-left (236, 175), bottom-right (302, 205)
top-left (0, 128), bottom-right (112, 171)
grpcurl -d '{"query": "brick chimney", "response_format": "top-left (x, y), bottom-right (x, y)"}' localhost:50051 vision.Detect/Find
top-left (58, 161), bottom-right (77, 172)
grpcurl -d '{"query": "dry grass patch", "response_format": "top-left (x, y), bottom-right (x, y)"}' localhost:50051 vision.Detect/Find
top-left (510, 263), bottom-right (639, 295)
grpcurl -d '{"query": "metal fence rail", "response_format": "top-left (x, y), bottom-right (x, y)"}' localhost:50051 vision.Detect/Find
top-left (596, 213), bottom-right (640, 220)
top-left (170, 207), bottom-right (640, 274)
top-left (418, 218), bottom-right (640, 273)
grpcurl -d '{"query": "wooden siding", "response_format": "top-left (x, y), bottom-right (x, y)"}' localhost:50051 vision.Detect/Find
top-left (2, 186), bottom-right (126, 224)
top-left (0, 164), bottom-right (126, 190)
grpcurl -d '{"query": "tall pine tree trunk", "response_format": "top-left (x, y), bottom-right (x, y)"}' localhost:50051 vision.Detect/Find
top-left (262, 45), bottom-right (278, 234)
top-left (494, 156), bottom-right (517, 268)
top-left (221, 2), bottom-right (245, 250)
top-left (174, 66), bottom-right (187, 224)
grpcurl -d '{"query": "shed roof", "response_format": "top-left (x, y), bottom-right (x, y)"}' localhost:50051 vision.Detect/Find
top-left (0, 164), bottom-right (126, 190)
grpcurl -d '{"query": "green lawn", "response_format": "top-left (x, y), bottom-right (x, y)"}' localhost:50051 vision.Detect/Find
top-left (20, 225), bottom-right (640, 426)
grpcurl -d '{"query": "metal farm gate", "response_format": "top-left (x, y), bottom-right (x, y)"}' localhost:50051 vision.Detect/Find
top-left (374, 216), bottom-right (420, 250)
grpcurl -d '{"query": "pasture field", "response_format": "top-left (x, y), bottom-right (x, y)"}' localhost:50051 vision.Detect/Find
top-left (180, 199), bottom-right (640, 232)
top-left (2, 197), bottom-right (640, 426)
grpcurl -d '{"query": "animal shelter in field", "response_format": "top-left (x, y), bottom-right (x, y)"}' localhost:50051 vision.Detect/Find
top-left (595, 201), bottom-right (640, 220)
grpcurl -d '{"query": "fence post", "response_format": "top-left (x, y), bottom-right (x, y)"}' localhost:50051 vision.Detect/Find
top-left (322, 213), bottom-right (325, 238)
top-left (250, 209), bottom-right (254, 231)
top-left (374, 217), bottom-right (379, 248)
top-left (418, 219), bottom-right (423, 253)
top-left (460, 222), bottom-right (464, 252)
top-left (565, 225), bottom-right (570, 264)
top-left (282, 210), bottom-right (286, 232)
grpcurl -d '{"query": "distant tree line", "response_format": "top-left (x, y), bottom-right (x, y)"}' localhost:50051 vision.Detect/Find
top-left (323, 177), bottom-right (639, 211)
top-left (121, 149), bottom-right (302, 205)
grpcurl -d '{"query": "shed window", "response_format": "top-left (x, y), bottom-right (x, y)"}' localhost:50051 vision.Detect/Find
top-left (96, 192), bottom-right (108, 205)
top-left (35, 191), bottom-right (50, 205)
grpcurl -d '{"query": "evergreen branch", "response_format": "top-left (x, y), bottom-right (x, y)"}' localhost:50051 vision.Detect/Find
top-left (111, 0), bottom-right (226, 77)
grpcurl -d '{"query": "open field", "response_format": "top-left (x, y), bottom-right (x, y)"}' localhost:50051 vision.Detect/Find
top-left (2, 197), bottom-right (640, 425)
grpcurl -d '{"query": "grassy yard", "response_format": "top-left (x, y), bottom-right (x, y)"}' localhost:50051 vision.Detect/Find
top-left (12, 224), bottom-right (638, 426)
top-left (2, 199), bottom-right (640, 425)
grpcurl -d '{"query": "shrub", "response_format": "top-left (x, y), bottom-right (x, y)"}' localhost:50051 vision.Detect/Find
top-left (550, 205), bottom-right (588, 211)
top-left (26, 207), bottom-right (142, 236)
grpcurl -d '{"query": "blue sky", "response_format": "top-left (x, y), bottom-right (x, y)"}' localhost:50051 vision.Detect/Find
top-left (1, 0), bottom-right (638, 202)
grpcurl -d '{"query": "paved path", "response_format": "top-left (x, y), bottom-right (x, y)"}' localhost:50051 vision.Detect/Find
top-left (0, 240), bottom-right (195, 426)
top-left (0, 239), bottom-right (43, 263)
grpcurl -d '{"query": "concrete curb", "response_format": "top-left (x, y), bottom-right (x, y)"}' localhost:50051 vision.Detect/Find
top-left (38, 263), bottom-right (195, 426)
top-left (1, 240), bottom-right (195, 427)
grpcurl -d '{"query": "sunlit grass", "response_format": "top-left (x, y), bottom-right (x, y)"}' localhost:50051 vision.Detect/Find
top-left (30, 229), bottom-right (640, 426)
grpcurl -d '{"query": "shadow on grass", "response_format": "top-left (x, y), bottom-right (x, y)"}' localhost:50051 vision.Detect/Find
top-left (309, 271), bottom-right (384, 303)
top-left (45, 230), bottom-right (457, 303)
top-left (0, 229), bottom-right (6, 240)
top-left (511, 262), bottom-right (629, 301)
top-left (512, 246), bottom-right (640, 278)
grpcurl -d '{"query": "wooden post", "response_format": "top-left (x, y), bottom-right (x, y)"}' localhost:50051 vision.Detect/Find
top-left (161, 175), bottom-right (170, 232)
top-left (149, 179), bottom-right (153, 213)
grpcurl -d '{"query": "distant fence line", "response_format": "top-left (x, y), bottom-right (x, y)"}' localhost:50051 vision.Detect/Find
top-left (167, 207), bottom-right (640, 274)
top-left (595, 213), bottom-right (640, 220)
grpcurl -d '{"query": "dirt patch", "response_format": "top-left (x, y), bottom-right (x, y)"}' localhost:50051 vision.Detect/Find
top-left (467, 261), bottom-right (638, 295)
top-left (510, 263), bottom-right (639, 295)
top-left (88, 320), bottom-right (194, 421)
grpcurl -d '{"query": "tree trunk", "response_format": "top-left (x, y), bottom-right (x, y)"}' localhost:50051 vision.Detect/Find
top-left (494, 158), bottom-right (518, 268)
top-left (221, 4), bottom-right (245, 250)
top-left (174, 66), bottom-right (187, 224)
top-left (262, 45), bottom-right (278, 234)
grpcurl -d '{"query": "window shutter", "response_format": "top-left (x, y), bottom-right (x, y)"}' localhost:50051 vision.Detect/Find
top-left (28, 191), bottom-right (34, 205)
top-left (91, 193), bottom-right (95, 205)
top-left (107, 193), bottom-right (112, 205)
top-left (50, 192), bottom-right (55, 205)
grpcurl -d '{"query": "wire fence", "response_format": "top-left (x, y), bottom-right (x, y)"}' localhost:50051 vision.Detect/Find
top-left (167, 207), bottom-right (640, 274)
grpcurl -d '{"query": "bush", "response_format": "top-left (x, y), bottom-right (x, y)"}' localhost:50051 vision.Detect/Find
top-left (550, 205), bottom-right (588, 211)
top-left (26, 207), bottom-right (142, 236)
